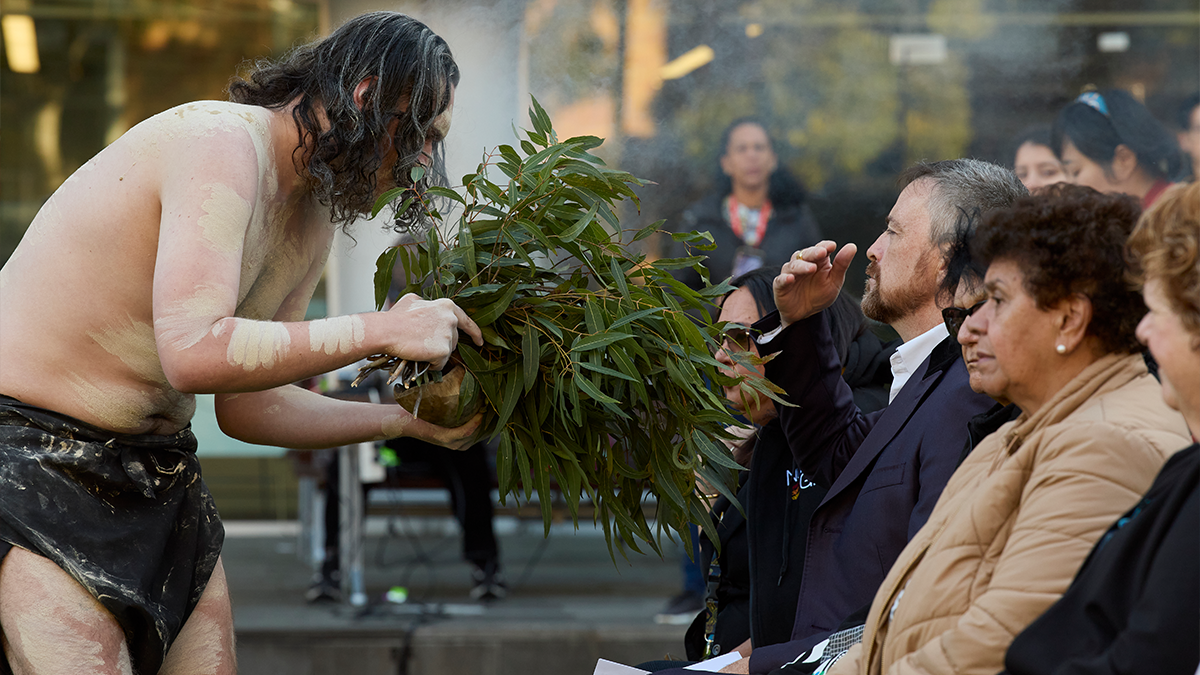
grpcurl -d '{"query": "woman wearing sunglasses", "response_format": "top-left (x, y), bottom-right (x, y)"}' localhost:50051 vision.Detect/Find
top-left (824, 184), bottom-right (1190, 675)
top-left (639, 268), bottom-right (893, 672)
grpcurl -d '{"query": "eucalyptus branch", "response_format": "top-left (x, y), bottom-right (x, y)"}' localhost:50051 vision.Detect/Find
top-left (367, 97), bottom-right (750, 560)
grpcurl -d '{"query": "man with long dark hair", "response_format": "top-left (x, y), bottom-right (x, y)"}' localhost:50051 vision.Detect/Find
top-left (0, 12), bottom-right (480, 674)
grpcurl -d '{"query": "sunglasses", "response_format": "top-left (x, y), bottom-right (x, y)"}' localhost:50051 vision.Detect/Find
top-left (716, 325), bottom-right (760, 354)
top-left (941, 300), bottom-right (986, 337)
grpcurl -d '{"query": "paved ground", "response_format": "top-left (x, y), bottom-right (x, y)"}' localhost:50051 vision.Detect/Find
top-left (223, 516), bottom-right (695, 675)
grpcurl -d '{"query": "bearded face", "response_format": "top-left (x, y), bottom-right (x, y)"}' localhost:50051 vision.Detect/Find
top-left (861, 179), bottom-right (941, 326)
top-left (861, 246), bottom-right (939, 325)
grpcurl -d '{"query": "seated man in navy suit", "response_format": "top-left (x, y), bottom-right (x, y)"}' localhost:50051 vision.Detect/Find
top-left (705, 160), bottom-right (1026, 674)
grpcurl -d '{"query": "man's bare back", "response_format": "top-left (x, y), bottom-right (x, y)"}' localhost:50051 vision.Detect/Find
top-left (0, 101), bottom-right (329, 435)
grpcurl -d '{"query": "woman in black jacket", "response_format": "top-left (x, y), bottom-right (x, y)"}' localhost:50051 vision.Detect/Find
top-left (681, 268), bottom-right (894, 662)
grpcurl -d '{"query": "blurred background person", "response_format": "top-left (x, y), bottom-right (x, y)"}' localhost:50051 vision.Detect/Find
top-left (1010, 125), bottom-right (1066, 193)
top-left (671, 118), bottom-right (822, 290)
top-left (826, 184), bottom-right (1190, 675)
top-left (1175, 94), bottom-right (1200, 183)
top-left (1000, 182), bottom-right (1200, 675)
top-left (1052, 89), bottom-right (1185, 207)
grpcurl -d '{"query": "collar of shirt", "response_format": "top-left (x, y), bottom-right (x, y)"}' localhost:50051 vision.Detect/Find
top-left (887, 322), bottom-right (950, 403)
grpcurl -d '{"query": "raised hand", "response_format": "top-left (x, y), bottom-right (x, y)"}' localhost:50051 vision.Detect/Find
top-left (773, 241), bottom-right (858, 328)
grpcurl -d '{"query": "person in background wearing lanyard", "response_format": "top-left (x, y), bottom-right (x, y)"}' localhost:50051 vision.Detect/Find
top-left (670, 117), bottom-right (823, 293)
top-left (657, 117), bottom-right (821, 625)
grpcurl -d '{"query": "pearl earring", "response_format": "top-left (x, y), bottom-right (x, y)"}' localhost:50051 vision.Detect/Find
top-left (1056, 344), bottom-right (1067, 355)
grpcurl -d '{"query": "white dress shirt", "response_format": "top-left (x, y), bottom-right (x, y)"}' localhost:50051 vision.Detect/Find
top-left (887, 323), bottom-right (950, 403)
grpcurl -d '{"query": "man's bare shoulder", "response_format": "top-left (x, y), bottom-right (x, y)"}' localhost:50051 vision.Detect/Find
top-left (134, 100), bottom-right (274, 141)
top-left (115, 101), bottom-right (275, 181)
top-left (116, 101), bottom-right (285, 207)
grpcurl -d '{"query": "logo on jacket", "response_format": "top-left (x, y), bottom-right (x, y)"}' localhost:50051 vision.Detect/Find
top-left (786, 467), bottom-right (816, 500)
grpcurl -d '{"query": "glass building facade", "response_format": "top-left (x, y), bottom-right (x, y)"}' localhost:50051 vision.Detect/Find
top-left (3, 0), bottom-right (1198, 281)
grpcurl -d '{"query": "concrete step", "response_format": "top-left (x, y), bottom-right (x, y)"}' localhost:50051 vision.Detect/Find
top-left (222, 519), bottom-right (698, 675)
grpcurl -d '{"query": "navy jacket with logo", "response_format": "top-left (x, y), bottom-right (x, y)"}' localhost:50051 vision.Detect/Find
top-left (749, 310), bottom-right (995, 673)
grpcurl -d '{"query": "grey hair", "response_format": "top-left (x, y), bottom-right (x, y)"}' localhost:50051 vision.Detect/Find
top-left (898, 159), bottom-right (1028, 247)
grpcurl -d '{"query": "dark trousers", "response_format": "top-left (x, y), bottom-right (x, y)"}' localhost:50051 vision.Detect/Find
top-left (321, 439), bottom-right (499, 572)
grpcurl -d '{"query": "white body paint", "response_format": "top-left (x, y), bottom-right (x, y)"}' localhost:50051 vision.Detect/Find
top-left (309, 315), bottom-right (366, 355)
top-left (224, 320), bottom-right (292, 370)
top-left (197, 183), bottom-right (253, 255)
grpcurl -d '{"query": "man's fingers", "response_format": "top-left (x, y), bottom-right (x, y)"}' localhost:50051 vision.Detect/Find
top-left (829, 243), bottom-right (858, 288)
top-left (449, 412), bottom-right (484, 450)
top-left (773, 271), bottom-right (795, 293)
top-left (453, 304), bottom-right (483, 346)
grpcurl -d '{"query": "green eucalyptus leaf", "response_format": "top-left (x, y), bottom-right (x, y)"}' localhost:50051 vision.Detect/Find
top-left (529, 96), bottom-right (553, 139)
top-left (426, 185), bottom-right (466, 205)
top-left (470, 281), bottom-right (519, 327)
top-left (373, 247), bottom-right (399, 311)
top-left (458, 222), bottom-right (478, 282)
top-left (559, 201), bottom-right (599, 244)
top-left (521, 323), bottom-right (540, 393)
top-left (494, 367), bottom-right (523, 432)
top-left (631, 219), bottom-right (665, 243)
top-left (371, 187), bottom-right (407, 219)
top-left (607, 306), bottom-right (665, 331)
top-left (575, 359), bottom-right (637, 382)
top-left (570, 332), bottom-right (634, 352)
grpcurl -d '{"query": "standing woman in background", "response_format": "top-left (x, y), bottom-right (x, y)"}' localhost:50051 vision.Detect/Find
top-left (1052, 89), bottom-right (1184, 207)
top-left (672, 118), bottom-right (822, 290)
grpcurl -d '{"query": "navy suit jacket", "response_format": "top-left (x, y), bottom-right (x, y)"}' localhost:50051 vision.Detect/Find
top-left (748, 310), bottom-right (995, 673)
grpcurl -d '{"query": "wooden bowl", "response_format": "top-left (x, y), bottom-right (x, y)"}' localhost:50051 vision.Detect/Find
top-left (393, 365), bottom-right (482, 428)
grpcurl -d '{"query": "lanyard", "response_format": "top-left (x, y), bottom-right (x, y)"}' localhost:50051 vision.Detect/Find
top-left (702, 554), bottom-right (723, 659)
top-left (726, 196), bottom-right (772, 248)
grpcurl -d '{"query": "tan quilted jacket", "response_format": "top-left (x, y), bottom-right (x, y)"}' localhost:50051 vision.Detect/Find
top-left (830, 353), bottom-right (1191, 675)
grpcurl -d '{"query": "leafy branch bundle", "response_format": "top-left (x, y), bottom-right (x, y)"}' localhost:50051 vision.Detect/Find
top-left (371, 99), bottom-right (781, 558)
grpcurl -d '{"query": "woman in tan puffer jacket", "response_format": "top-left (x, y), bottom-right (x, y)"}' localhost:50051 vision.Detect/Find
top-left (828, 185), bottom-right (1191, 675)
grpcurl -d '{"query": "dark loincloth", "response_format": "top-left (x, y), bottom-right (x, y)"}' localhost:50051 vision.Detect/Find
top-left (0, 395), bottom-right (224, 675)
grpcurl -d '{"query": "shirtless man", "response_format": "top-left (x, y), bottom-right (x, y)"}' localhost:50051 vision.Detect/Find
top-left (0, 12), bottom-right (477, 674)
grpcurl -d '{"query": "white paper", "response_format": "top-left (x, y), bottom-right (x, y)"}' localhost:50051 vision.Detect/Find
top-left (683, 651), bottom-right (743, 672)
top-left (593, 659), bottom-right (650, 675)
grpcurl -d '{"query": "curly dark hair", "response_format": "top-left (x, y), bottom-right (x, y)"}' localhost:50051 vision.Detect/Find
top-left (1127, 182), bottom-right (1200, 349)
top-left (971, 183), bottom-right (1146, 355)
top-left (228, 12), bottom-right (459, 232)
